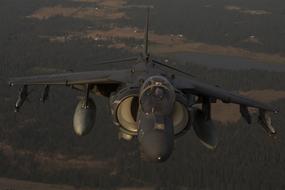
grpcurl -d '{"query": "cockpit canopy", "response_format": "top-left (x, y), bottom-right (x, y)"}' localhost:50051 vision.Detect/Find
top-left (140, 76), bottom-right (175, 115)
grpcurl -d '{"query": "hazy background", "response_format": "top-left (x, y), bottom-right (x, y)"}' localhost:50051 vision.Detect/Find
top-left (0, 0), bottom-right (285, 189)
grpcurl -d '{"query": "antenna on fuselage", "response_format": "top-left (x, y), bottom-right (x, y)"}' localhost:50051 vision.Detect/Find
top-left (144, 7), bottom-right (150, 62)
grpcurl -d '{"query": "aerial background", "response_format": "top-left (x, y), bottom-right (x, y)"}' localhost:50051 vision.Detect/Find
top-left (0, 0), bottom-right (285, 189)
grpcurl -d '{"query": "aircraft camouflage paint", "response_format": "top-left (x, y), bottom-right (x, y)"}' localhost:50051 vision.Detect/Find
top-left (8, 9), bottom-right (278, 162)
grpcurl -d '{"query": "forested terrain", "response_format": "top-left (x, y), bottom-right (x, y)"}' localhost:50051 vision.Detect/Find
top-left (130, 0), bottom-right (285, 53)
top-left (0, 0), bottom-right (285, 189)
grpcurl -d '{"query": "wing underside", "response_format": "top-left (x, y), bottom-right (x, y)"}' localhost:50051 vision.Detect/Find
top-left (174, 76), bottom-right (278, 112)
top-left (174, 76), bottom-right (278, 136)
top-left (8, 69), bottom-right (131, 112)
top-left (9, 69), bottom-right (129, 86)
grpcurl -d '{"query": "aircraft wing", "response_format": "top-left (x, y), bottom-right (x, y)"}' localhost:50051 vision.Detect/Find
top-left (174, 76), bottom-right (278, 112)
top-left (8, 69), bottom-right (129, 86)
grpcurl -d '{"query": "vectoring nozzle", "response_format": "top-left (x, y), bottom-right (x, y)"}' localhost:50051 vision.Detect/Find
top-left (15, 85), bottom-right (28, 112)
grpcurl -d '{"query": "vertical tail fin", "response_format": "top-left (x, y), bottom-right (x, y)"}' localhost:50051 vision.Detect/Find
top-left (144, 7), bottom-right (150, 59)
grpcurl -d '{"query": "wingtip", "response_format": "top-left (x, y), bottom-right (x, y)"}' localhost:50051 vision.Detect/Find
top-left (8, 81), bottom-right (14, 87)
top-left (7, 77), bottom-right (16, 86)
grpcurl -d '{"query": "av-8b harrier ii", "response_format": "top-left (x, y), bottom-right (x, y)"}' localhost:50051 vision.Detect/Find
top-left (9, 9), bottom-right (278, 162)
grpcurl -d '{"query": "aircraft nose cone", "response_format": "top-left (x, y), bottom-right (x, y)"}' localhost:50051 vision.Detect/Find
top-left (137, 110), bottom-right (174, 162)
top-left (140, 130), bottom-right (173, 162)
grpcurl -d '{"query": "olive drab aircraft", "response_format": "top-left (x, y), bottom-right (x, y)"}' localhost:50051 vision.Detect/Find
top-left (8, 8), bottom-right (279, 162)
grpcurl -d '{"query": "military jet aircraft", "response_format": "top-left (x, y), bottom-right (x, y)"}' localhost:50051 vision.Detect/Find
top-left (8, 9), bottom-right (278, 162)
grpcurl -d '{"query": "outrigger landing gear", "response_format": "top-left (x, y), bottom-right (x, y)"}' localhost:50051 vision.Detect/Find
top-left (258, 109), bottom-right (276, 135)
top-left (15, 85), bottom-right (28, 112)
